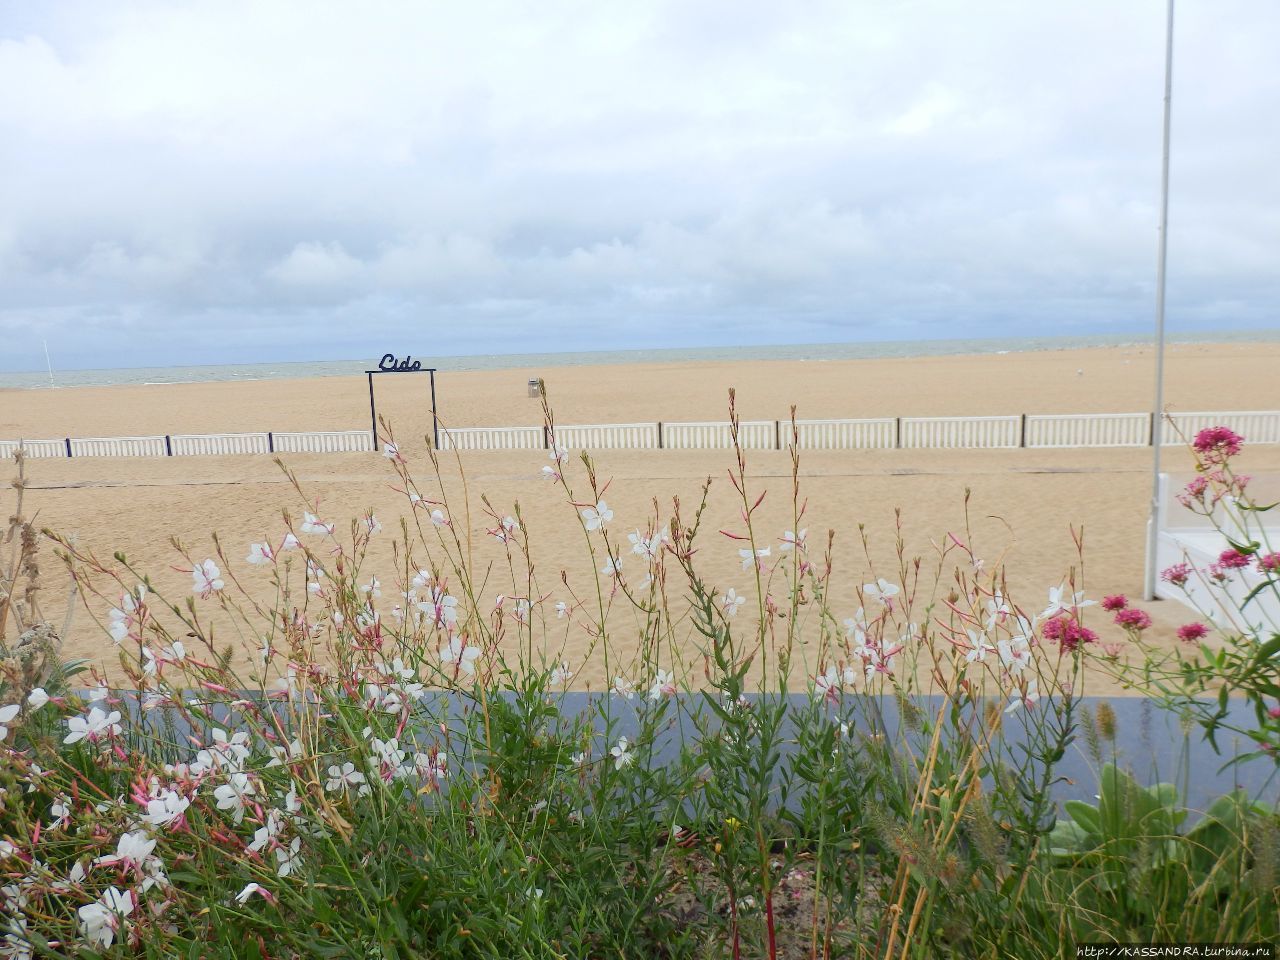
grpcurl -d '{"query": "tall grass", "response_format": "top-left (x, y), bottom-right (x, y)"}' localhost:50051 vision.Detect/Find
top-left (0, 405), bottom-right (1275, 958)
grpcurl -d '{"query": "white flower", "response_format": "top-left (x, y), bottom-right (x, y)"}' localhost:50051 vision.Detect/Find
top-left (107, 586), bottom-right (145, 643)
top-left (246, 541), bottom-right (274, 565)
top-left (549, 442), bottom-right (568, 464)
top-left (140, 789), bottom-right (190, 829)
top-left (78, 887), bottom-right (133, 949)
top-left (814, 667), bottom-right (840, 701)
top-left (300, 512), bottom-right (334, 535)
top-left (722, 589), bottom-right (746, 617)
top-left (383, 442), bottom-right (399, 459)
top-left (739, 547), bottom-right (771, 570)
top-left (63, 707), bottom-right (122, 744)
top-left (610, 736), bottom-right (634, 769)
top-left (600, 556), bottom-right (622, 577)
top-left (192, 558), bottom-right (224, 595)
top-left (647, 669), bottom-right (675, 701)
top-left (964, 629), bottom-right (995, 664)
top-left (629, 529), bottom-right (665, 559)
top-left (1004, 679), bottom-right (1041, 714)
top-left (780, 529), bottom-right (807, 552)
top-left (493, 516), bottom-right (520, 543)
top-left (280, 533), bottom-right (300, 551)
top-left (1041, 585), bottom-right (1094, 620)
top-left (325, 762), bottom-right (369, 796)
top-left (417, 586), bottom-right (458, 628)
top-left (214, 773), bottom-right (255, 824)
top-left (439, 637), bottom-right (481, 677)
top-left (361, 576), bottom-right (381, 598)
top-left (94, 831), bottom-right (155, 869)
top-left (581, 500), bottom-right (613, 531)
top-left (0, 704), bottom-right (19, 743)
top-left (549, 661), bottom-right (573, 686)
top-left (555, 601), bottom-right (569, 619)
top-left (541, 465), bottom-right (558, 480)
top-left (235, 882), bottom-right (269, 904)
top-left (863, 579), bottom-right (900, 603)
top-left (997, 635), bottom-right (1031, 676)
top-left (276, 837), bottom-right (303, 878)
top-left (430, 509), bottom-right (448, 527)
top-left (612, 676), bottom-right (635, 699)
top-left (26, 688), bottom-right (49, 711)
top-left (363, 515), bottom-right (382, 536)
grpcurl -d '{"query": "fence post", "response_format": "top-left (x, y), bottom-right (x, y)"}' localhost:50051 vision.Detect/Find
top-left (267, 432), bottom-right (274, 454)
top-left (165, 435), bottom-right (172, 456)
top-left (1149, 411), bottom-right (1156, 446)
top-left (657, 422), bottom-right (663, 449)
top-left (775, 420), bottom-right (781, 450)
top-left (1020, 413), bottom-right (1027, 448)
top-left (542, 425), bottom-right (549, 450)
top-left (895, 418), bottom-right (901, 449)
top-left (65, 438), bottom-right (72, 458)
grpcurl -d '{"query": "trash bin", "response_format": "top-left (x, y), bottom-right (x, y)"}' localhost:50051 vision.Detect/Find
top-left (528, 379), bottom-right (542, 398)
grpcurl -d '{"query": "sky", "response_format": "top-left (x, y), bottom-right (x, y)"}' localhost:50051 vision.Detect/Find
top-left (1, 0), bottom-right (1277, 371)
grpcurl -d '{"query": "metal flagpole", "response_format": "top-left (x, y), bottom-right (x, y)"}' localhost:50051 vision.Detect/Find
top-left (1144, 0), bottom-right (1175, 600)
top-left (43, 339), bottom-right (55, 389)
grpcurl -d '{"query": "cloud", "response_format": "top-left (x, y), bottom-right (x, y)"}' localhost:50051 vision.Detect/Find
top-left (0, 0), bottom-right (1277, 369)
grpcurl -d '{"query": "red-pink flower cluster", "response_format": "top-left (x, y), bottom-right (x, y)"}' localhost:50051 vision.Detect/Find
top-left (1217, 548), bottom-right (1251, 570)
top-left (1192, 426), bottom-right (1243, 462)
top-left (1176, 622), bottom-right (1209, 643)
top-left (1114, 608), bottom-right (1152, 632)
top-left (1160, 563), bottom-right (1191, 587)
top-left (1101, 594), bottom-right (1128, 612)
top-left (1042, 615), bottom-right (1098, 652)
top-left (1258, 552), bottom-right (1280, 574)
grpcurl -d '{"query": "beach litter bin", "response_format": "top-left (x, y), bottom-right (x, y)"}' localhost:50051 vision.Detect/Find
top-left (528, 379), bottom-right (542, 398)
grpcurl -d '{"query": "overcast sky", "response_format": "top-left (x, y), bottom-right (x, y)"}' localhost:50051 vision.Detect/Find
top-left (1, 1), bottom-right (1277, 371)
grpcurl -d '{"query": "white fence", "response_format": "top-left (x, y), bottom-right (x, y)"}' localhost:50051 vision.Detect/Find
top-left (793, 418), bottom-right (896, 450)
top-left (1025, 413), bottom-right (1150, 448)
top-left (0, 439), bottom-right (66, 458)
top-left (68, 436), bottom-right (168, 457)
top-left (900, 416), bottom-right (1021, 449)
top-left (272, 431), bottom-right (374, 453)
top-left (554, 423), bottom-right (659, 449)
top-left (171, 433), bottom-right (271, 456)
top-left (664, 420), bottom-right (776, 450)
top-left (440, 426), bottom-right (543, 451)
top-left (5, 410), bottom-right (1280, 458)
top-left (1161, 411), bottom-right (1280, 446)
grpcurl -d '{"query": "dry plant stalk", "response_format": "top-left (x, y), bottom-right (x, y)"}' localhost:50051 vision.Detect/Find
top-left (1, 445), bottom-right (75, 694)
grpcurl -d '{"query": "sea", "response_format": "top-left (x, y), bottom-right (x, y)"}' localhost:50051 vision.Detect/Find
top-left (2, 330), bottom-right (1277, 390)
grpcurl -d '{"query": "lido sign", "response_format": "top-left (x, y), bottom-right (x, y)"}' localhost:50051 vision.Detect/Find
top-left (378, 353), bottom-right (423, 372)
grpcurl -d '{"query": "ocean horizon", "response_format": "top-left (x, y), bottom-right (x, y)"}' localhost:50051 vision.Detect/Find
top-left (3, 329), bottom-right (1278, 390)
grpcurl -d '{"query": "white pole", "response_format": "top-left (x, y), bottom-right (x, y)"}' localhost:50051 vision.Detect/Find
top-left (1144, 0), bottom-right (1175, 601)
top-left (43, 338), bottom-right (55, 389)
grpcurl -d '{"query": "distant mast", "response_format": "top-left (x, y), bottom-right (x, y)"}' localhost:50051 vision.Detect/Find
top-left (43, 338), bottom-right (56, 389)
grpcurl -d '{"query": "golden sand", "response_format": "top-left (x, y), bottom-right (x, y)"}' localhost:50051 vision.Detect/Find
top-left (5, 341), bottom-right (1278, 694)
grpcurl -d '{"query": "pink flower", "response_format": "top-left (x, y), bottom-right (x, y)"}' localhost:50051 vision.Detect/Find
top-left (1101, 642), bottom-right (1125, 659)
top-left (1114, 608), bottom-right (1152, 632)
top-left (1177, 622), bottom-right (1209, 643)
top-left (1192, 426), bottom-right (1243, 462)
top-left (1101, 594), bottom-right (1128, 612)
top-left (1041, 615), bottom-right (1097, 652)
top-left (1160, 563), bottom-right (1191, 587)
top-left (1257, 552), bottom-right (1280, 574)
top-left (1178, 476), bottom-right (1209, 507)
top-left (1217, 549), bottom-right (1251, 570)
top-left (1207, 563), bottom-right (1229, 584)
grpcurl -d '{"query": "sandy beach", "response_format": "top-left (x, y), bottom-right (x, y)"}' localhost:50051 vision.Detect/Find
top-left (4, 341), bottom-right (1279, 695)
